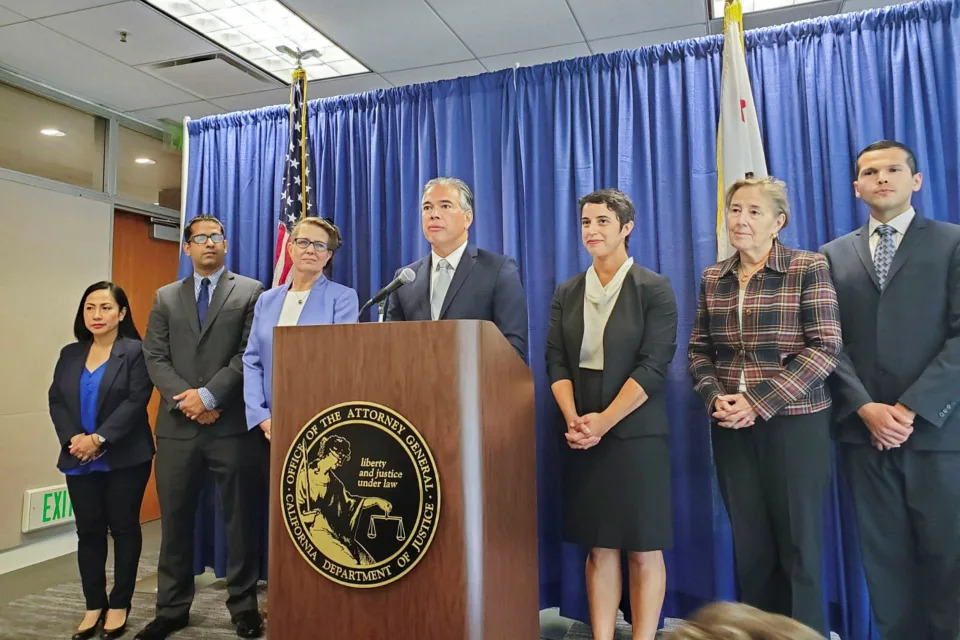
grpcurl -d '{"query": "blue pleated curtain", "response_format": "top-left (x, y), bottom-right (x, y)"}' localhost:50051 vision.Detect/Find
top-left (180, 2), bottom-right (960, 638)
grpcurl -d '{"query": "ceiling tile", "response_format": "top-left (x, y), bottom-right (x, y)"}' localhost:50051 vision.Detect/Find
top-left (841, 0), bottom-right (910, 12)
top-left (283, 0), bottom-right (474, 73)
top-left (481, 43), bottom-right (591, 72)
top-left (308, 73), bottom-right (393, 99)
top-left (567, 0), bottom-right (707, 40)
top-left (0, 0), bottom-right (124, 20)
top-left (0, 21), bottom-right (198, 111)
top-left (140, 56), bottom-right (277, 99)
top-left (429, 0), bottom-right (584, 58)
top-left (130, 100), bottom-right (227, 125)
top-left (382, 60), bottom-right (487, 88)
top-left (39, 1), bottom-right (218, 65)
top-left (589, 24), bottom-right (708, 55)
top-left (208, 87), bottom-right (291, 112)
top-left (0, 5), bottom-right (25, 26)
top-left (741, 1), bottom-right (841, 30)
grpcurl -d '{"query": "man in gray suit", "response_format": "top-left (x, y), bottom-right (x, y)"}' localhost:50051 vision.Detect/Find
top-left (821, 141), bottom-right (960, 640)
top-left (384, 177), bottom-right (529, 361)
top-left (137, 215), bottom-right (265, 640)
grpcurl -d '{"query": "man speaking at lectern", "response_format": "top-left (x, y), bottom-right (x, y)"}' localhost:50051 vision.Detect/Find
top-left (384, 177), bottom-right (529, 361)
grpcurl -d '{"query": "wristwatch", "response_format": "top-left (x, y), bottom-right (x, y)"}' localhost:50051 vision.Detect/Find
top-left (93, 434), bottom-right (106, 445)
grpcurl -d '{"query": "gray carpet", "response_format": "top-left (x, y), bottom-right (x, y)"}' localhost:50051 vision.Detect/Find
top-left (0, 551), bottom-right (266, 640)
top-left (0, 551), bottom-right (642, 639)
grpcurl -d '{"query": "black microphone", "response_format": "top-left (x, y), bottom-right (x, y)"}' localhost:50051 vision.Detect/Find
top-left (359, 267), bottom-right (416, 319)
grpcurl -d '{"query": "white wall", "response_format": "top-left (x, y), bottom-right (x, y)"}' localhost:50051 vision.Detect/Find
top-left (0, 177), bottom-right (112, 559)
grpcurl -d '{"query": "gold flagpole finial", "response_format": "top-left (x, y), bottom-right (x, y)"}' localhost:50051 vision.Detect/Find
top-left (276, 45), bottom-right (321, 72)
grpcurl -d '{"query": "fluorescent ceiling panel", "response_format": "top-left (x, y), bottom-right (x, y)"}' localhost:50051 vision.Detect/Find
top-left (142, 0), bottom-right (367, 82)
top-left (711, 0), bottom-right (825, 19)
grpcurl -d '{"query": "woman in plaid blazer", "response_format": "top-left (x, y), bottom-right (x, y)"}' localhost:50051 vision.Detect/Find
top-left (688, 177), bottom-right (842, 636)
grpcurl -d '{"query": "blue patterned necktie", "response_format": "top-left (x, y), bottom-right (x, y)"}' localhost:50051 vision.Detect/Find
top-left (874, 224), bottom-right (897, 290)
top-left (197, 277), bottom-right (210, 326)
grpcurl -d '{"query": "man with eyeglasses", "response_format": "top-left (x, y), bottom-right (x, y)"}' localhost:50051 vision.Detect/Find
top-left (139, 215), bottom-right (265, 639)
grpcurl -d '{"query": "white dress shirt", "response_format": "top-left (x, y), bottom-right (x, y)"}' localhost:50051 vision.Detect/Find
top-left (580, 257), bottom-right (634, 370)
top-left (869, 207), bottom-right (915, 259)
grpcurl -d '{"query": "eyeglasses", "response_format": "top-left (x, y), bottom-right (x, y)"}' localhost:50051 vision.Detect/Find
top-left (188, 233), bottom-right (225, 245)
top-left (292, 238), bottom-right (329, 252)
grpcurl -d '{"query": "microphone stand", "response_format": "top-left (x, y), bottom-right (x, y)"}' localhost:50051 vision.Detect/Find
top-left (377, 300), bottom-right (386, 323)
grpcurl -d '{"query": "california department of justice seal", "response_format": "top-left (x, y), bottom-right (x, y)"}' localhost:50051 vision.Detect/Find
top-left (280, 401), bottom-right (441, 588)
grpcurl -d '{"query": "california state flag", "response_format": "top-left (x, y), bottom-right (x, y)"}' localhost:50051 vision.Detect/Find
top-left (717, 0), bottom-right (767, 261)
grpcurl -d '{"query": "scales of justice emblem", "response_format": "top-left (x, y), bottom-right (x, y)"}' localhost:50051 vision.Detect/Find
top-left (280, 401), bottom-right (440, 588)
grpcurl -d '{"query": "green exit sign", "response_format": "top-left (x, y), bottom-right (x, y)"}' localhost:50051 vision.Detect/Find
top-left (21, 485), bottom-right (74, 532)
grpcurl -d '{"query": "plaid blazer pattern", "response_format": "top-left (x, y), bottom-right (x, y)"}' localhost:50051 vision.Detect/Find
top-left (687, 241), bottom-right (843, 421)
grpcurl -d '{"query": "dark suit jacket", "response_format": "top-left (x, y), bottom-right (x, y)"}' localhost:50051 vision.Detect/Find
top-left (48, 337), bottom-right (155, 471)
top-left (546, 264), bottom-right (678, 438)
top-left (384, 243), bottom-right (529, 361)
top-left (142, 270), bottom-right (264, 439)
top-left (821, 213), bottom-right (960, 450)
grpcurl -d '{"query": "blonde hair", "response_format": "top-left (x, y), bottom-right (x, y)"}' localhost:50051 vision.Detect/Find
top-left (665, 602), bottom-right (825, 640)
top-left (724, 176), bottom-right (791, 229)
top-left (290, 216), bottom-right (341, 252)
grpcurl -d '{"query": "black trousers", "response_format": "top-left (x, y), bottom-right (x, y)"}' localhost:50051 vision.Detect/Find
top-left (712, 410), bottom-right (832, 636)
top-left (841, 444), bottom-right (960, 640)
top-left (154, 429), bottom-right (266, 619)
top-left (65, 461), bottom-right (152, 611)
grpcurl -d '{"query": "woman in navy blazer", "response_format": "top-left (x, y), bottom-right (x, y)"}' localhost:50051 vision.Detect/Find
top-left (49, 282), bottom-right (154, 640)
top-left (243, 217), bottom-right (359, 441)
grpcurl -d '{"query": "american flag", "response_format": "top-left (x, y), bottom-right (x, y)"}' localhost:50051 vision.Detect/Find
top-left (272, 68), bottom-right (314, 287)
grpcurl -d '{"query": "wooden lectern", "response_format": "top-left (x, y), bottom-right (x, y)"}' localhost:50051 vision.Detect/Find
top-left (268, 320), bottom-right (538, 640)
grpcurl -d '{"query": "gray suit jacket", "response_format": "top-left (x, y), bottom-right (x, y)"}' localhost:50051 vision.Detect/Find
top-left (384, 243), bottom-right (529, 361)
top-left (143, 270), bottom-right (264, 439)
top-left (821, 214), bottom-right (960, 450)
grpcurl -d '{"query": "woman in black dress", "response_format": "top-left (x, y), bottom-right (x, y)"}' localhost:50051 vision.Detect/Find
top-left (546, 189), bottom-right (678, 640)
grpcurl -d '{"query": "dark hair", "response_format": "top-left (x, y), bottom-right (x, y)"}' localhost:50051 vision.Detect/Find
top-left (183, 214), bottom-right (225, 244)
top-left (855, 140), bottom-right (918, 176)
top-left (578, 189), bottom-right (636, 249)
top-left (312, 435), bottom-right (351, 467)
top-left (73, 281), bottom-right (141, 342)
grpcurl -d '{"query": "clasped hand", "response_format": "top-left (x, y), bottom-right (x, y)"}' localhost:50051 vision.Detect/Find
top-left (858, 402), bottom-right (915, 450)
top-left (69, 433), bottom-right (100, 462)
top-left (173, 388), bottom-right (220, 424)
top-left (713, 394), bottom-right (758, 429)
top-left (565, 412), bottom-right (613, 450)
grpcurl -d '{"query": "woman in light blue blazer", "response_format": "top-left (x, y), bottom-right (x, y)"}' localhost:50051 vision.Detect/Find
top-left (243, 217), bottom-right (359, 441)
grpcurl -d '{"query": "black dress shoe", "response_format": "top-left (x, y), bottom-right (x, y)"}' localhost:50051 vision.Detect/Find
top-left (72, 609), bottom-right (105, 640)
top-left (132, 616), bottom-right (188, 640)
top-left (101, 605), bottom-right (132, 639)
top-left (231, 610), bottom-right (264, 639)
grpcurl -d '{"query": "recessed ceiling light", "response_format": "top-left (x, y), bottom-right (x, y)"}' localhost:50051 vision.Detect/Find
top-left (710, 0), bottom-right (823, 19)
top-left (135, 157), bottom-right (156, 165)
top-left (40, 128), bottom-right (66, 137)
top-left (143, 0), bottom-right (368, 82)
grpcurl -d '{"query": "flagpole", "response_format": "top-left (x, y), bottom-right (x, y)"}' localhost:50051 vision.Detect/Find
top-left (180, 116), bottom-right (191, 237)
top-left (295, 66), bottom-right (308, 221)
